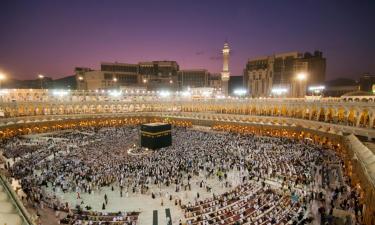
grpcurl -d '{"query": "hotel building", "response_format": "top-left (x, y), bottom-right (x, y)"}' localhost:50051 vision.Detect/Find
top-left (243, 51), bottom-right (326, 97)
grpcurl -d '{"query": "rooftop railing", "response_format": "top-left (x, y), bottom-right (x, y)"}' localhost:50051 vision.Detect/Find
top-left (0, 174), bottom-right (36, 225)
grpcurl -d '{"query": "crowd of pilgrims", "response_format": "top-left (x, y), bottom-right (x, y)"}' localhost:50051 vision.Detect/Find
top-left (0, 125), bottom-right (365, 225)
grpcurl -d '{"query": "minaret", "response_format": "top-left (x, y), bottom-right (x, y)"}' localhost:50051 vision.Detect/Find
top-left (221, 41), bottom-right (230, 96)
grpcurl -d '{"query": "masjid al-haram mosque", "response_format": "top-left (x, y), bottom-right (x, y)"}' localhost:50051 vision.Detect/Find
top-left (0, 28), bottom-right (374, 225)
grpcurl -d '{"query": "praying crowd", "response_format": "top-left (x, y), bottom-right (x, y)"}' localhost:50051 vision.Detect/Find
top-left (0, 125), bottom-right (365, 225)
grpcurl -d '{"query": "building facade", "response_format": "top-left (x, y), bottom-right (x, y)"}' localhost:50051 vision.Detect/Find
top-left (208, 73), bottom-right (222, 91)
top-left (324, 78), bottom-right (360, 97)
top-left (243, 55), bottom-right (275, 97)
top-left (76, 61), bottom-right (180, 91)
top-left (244, 51), bottom-right (326, 98)
top-left (359, 73), bottom-right (375, 93)
top-left (177, 69), bottom-right (209, 89)
top-left (228, 76), bottom-right (244, 95)
top-left (76, 61), bottom-right (223, 91)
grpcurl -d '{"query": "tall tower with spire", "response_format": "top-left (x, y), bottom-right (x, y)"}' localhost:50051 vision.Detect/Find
top-left (221, 41), bottom-right (230, 96)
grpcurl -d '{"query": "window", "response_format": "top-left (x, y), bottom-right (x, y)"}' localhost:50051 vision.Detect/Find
top-left (117, 74), bottom-right (138, 84)
top-left (104, 73), bottom-right (113, 80)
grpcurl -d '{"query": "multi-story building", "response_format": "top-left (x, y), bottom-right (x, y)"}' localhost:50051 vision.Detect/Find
top-left (243, 55), bottom-right (275, 97)
top-left (76, 61), bottom-right (224, 92)
top-left (244, 51), bottom-right (326, 97)
top-left (228, 76), bottom-right (244, 95)
top-left (177, 69), bottom-right (209, 89)
top-left (297, 51), bottom-right (326, 86)
top-left (76, 67), bottom-right (94, 90)
top-left (324, 78), bottom-right (359, 97)
top-left (208, 73), bottom-right (222, 91)
top-left (76, 61), bottom-right (180, 91)
top-left (359, 73), bottom-right (375, 92)
top-left (2, 75), bottom-right (77, 90)
top-left (139, 61), bottom-right (179, 90)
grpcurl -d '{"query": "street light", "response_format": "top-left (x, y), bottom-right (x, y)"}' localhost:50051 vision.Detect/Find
top-left (38, 74), bottom-right (44, 89)
top-left (158, 90), bottom-right (171, 98)
top-left (308, 85), bottom-right (325, 96)
top-left (0, 72), bottom-right (6, 89)
top-left (295, 72), bottom-right (307, 98)
top-left (113, 77), bottom-right (118, 89)
top-left (296, 72), bottom-right (307, 81)
top-left (143, 78), bottom-right (147, 84)
top-left (233, 88), bottom-right (247, 97)
top-left (78, 76), bottom-right (84, 81)
top-left (271, 88), bottom-right (288, 96)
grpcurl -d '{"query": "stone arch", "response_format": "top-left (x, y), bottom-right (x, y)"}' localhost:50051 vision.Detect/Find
top-left (65, 105), bottom-right (74, 114)
top-left (347, 108), bottom-right (357, 126)
top-left (82, 105), bottom-right (89, 113)
top-left (96, 105), bottom-right (103, 113)
top-left (272, 106), bottom-right (279, 116)
top-left (115, 104), bottom-right (123, 112)
top-left (336, 107), bottom-right (346, 124)
top-left (279, 106), bottom-right (287, 116)
top-left (358, 109), bottom-right (370, 127)
top-left (74, 105), bottom-right (82, 114)
top-left (17, 105), bottom-right (26, 116)
top-left (34, 105), bottom-right (44, 115)
top-left (325, 107), bottom-right (335, 122)
top-left (317, 107), bottom-right (325, 121)
top-left (43, 106), bottom-right (51, 115)
top-left (123, 104), bottom-right (129, 112)
top-left (89, 105), bottom-right (96, 113)
top-left (103, 105), bottom-right (110, 113)
top-left (310, 107), bottom-right (318, 120)
top-left (294, 107), bottom-right (303, 118)
top-left (250, 106), bottom-right (256, 115)
top-left (285, 106), bottom-right (294, 117)
top-left (4, 106), bottom-right (15, 117)
top-left (109, 104), bottom-right (116, 113)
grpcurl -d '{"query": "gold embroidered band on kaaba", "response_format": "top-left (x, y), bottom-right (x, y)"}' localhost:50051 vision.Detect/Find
top-left (141, 130), bottom-right (171, 137)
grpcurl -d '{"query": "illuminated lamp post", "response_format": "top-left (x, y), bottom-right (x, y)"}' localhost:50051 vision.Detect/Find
top-left (295, 72), bottom-right (307, 98)
top-left (271, 87), bottom-right (288, 97)
top-left (77, 76), bottom-right (85, 90)
top-left (233, 88), bottom-right (247, 98)
top-left (38, 74), bottom-right (44, 89)
top-left (308, 85), bottom-right (325, 96)
top-left (113, 77), bottom-right (118, 89)
top-left (0, 73), bottom-right (6, 89)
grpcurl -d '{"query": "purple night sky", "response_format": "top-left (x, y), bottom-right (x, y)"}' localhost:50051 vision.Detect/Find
top-left (0, 0), bottom-right (374, 80)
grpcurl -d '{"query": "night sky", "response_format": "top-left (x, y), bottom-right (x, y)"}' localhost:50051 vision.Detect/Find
top-left (0, 0), bottom-right (374, 80)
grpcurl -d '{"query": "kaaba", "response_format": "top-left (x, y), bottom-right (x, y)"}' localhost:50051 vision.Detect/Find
top-left (140, 123), bottom-right (172, 149)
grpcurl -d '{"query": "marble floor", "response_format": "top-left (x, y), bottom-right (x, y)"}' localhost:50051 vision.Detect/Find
top-left (43, 170), bottom-right (245, 225)
top-left (1, 128), bottom-right (351, 225)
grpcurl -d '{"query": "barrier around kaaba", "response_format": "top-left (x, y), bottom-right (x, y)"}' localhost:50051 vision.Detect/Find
top-left (140, 123), bottom-right (172, 149)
